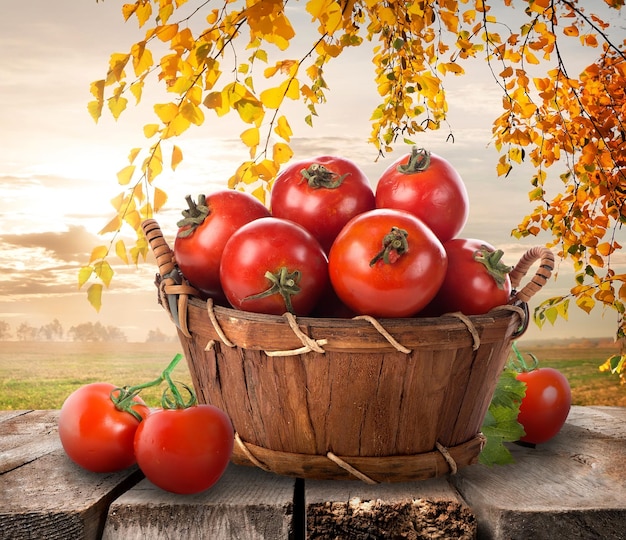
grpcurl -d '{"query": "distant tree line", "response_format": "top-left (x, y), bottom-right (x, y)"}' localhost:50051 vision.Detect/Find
top-left (0, 319), bottom-right (176, 343)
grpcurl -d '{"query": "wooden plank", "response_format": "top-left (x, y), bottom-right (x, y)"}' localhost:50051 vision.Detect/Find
top-left (450, 405), bottom-right (626, 540)
top-left (0, 410), bottom-right (62, 474)
top-left (305, 477), bottom-right (477, 539)
top-left (0, 410), bottom-right (142, 540)
top-left (102, 463), bottom-right (296, 540)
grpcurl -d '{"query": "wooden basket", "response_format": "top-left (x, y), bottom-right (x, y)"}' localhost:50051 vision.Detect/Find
top-left (142, 218), bottom-right (554, 483)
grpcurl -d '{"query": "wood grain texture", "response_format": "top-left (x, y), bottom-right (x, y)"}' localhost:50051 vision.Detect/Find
top-left (450, 406), bottom-right (626, 540)
top-left (102, 464), bottom-right (296, 540)
top-left (0, 410), bottom-right (142, 540)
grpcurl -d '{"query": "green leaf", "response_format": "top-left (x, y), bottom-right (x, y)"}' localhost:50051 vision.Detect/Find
top-left (479, 368), bottom-right (526, 466)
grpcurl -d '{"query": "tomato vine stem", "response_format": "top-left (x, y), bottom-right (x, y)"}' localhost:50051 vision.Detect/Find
top-left (508, 341), bottom-right (539, 373)
top-left (110, 353), bottom-right (194, 420)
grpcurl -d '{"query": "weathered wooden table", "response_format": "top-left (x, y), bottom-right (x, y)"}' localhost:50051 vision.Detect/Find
top-left (1, 406), bottom-right (624, 540)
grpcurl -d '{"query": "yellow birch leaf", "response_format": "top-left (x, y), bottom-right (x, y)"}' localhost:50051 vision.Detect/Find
top-left (171, 145), bottom-right (183, 170)
top-left (180, 101), bottom-right (205, 126)
top-left (529, 0), bottom-right (550, 13)
top-left (163, 113), bottom-right (191, 138)
top-left (90, 79), bottom-right (105, 100)
top-left (108, 96), bottom-right (128, 119)
top-left (154, 186), bottom-right (168, 212)
top-left (524, 51), bottom-right (540, 64)
top-left (576, 294), bottom-right (595, 313)
top-left (156, 23), bottom-right (179, 42)
top-left (131, 41), bottom-right (153, 75)
top-left (123, 209), bottom-right (142, 231)
top-left (143, 123), bottom-right (160, 138)
top-left (115, 239), bottom-right (128, 264)
top-left (89, 245), bottom-right (108, 263)
top-left (130, 80), bottom-right (143, 104)
top-left (274, 115), bottom-right (292, 141)
top-left (87, 283), bottom-right (103, 312)
top-left (256, 159), bottom-right (279, 180)
top-left (273, 142), bottom-right (293, 164)
top-left (122, 3), bottom-right (138, 21)
top-left (135, 2), bottom-right (152, 27)
top-left (98, 214), bottom-right (123, 235)
top-left (236, 99), bottom-right (264, 124)
top-left (260, 86), bottom-right (284, 109)
top-left (78, 266), bottom-right (93, 288)
top-left (158, 2), bottom-right (174, 25)
top-left (94, 260), bottom-right (114, 287)
top-left (241, 127), bottom-right (260, 148)
top-left (117, 165), bottom-right (136, 185)
top-left (154, 102), bottom-right (179, 123)
top-left (128, 148), bottom-right (141, 164)
top-left (87, 100), bottom-right (104, 123)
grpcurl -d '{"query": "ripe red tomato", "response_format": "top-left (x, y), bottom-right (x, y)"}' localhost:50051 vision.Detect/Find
top-left (511, 345), bottom-right (572, 445)
top-left (270, 156), bottom-right (376, 252)
top-left (134, 404), bottom-right (234, 494)
top-left (328, 208), bottom-right (447, 317)
top-left (220, 217), bottom-right (328, 316)
top-left (58, 382), bottom-right (149, 473)
top-left (375, 147), bottom-right (469, 243)
top-left (424, 238), bottom-right (513, 316)
top-left (173, 190), bottom-right (270, 300)
top-left (516, 367), bottom-right (572, 444)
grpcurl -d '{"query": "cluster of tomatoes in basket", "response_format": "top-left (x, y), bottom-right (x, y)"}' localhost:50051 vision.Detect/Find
top-left (173, 147), bottom-right (514, 319)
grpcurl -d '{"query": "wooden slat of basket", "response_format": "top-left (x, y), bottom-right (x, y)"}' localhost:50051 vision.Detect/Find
top-left (228, 433), bottom-right (486, 483)
top-left (186, 297), bottom-right (519, 354)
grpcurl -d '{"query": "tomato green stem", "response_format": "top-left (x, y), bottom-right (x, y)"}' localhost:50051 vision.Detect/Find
top-left (473, 245), bottom-right (513, 289)
top-left (508, 341), bottom-right (539, 373)
top-left (111, 353), bottom-right (192, 420)
top-left (370, 227), bottom-right (409, 266)
top-left (396, 147), bottom-right (431, 174)
top-left (241, 266), bottom-right (301, 314)
top-left (300, 163), bottom-right (348, 189)
top-left (176, 194), bottom-right (210, 238)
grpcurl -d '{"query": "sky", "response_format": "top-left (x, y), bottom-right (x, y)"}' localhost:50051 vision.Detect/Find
top-left (0, 1), bottom-right (624, 342)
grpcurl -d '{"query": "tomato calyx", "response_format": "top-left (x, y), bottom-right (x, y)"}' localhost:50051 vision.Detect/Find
top-left (176, 194), bottom-right (210, 238)
top-left (472, 245), bottom-right (513, 289)
top-left (242, 266), bottom-right (302, 313)
top-left (508, 341), bottom-right (540, 373)
top-left (370, 227), bottom-right (409, 266)
top-left (300, 163), bottom-right (348, 189)
top-left (396, 147), bottom-right (431, 174)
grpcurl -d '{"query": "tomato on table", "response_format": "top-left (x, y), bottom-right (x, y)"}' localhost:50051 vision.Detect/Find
top-left (375, 147), bottom-right (469, 243)
top-left (134, 404), bottom-right (234, 495)
top-left (58, 382), bottom-right (149, 473)
top-left (510, 343), bottom-right (572, 445)
top-left (173, 190), bottom-right (270, 301)
top-left (270, 155), bottom-right (375, 253)
top-left (424, 238), bottom-right (513, 316)
top-left (328, 208), bottom-right (447, 318)
top-left (220, 217), bottom-right (329, 316)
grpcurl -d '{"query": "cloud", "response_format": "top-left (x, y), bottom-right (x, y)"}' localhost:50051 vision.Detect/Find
top-left (1, 225), bottom-right (100, 263)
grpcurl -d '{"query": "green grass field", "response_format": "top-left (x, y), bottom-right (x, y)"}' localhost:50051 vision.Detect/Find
top-left (0, 339), bottom-right (624, 410)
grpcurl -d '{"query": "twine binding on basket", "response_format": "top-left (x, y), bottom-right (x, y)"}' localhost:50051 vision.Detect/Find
top-left (234, 431), bottom-right (462, 484)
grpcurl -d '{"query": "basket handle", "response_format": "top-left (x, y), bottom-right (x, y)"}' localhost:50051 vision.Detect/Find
top-left (509, 246), bottom-right (554, 303)
top-left (142, 219), bottom-right (199, 337)
top-left (142, 218), bottom-right (176, 277)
